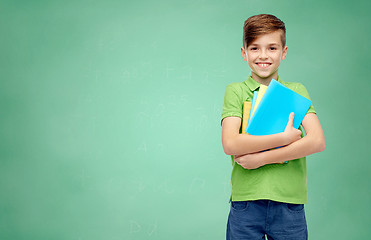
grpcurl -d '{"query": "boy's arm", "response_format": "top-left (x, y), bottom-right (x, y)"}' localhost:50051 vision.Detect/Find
top-left (234, 113), bottom-right (325, 169)
top-left (221, 113), bottom-right (302, 155)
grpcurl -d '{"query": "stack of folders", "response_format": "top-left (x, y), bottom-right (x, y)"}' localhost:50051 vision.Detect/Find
top-left (245, 79), bottom-right (312, 135)
top-left (242, 80), bottom-right (312, 163)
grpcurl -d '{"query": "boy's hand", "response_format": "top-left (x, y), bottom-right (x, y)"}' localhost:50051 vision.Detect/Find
top-left (284, 112), bottom-right (302, 144)
top-left (234, 153), bottom-right (265, 170)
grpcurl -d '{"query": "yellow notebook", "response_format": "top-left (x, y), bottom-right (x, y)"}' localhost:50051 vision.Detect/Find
top-left (242, 85), bottom-right (267, 134)
top-left (242, 85), bottom-right (284, 163)
top-left (242, 101), bottom-right (252, 134)
top-left (251, 84), bottom-right (267, 117)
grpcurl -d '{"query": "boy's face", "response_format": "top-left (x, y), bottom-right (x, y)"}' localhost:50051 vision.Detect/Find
top-left (241, 30), bottom-right (288, 85)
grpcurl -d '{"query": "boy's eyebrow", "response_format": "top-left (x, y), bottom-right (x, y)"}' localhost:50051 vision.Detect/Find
top-left (249, 43), bottom-right (281, 46)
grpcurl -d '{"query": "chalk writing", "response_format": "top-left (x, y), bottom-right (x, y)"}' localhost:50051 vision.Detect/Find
top-left (147, 219), bottom-right (158, 236)
top-left (189, 177), bottom-right (205, 194)
top-left (130, 220), bottom-right (141, 234)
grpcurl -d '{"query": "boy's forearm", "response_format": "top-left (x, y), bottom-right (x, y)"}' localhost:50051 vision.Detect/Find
top-left (261, 134), bottom-right (325, 165)
top-left (258, 112), bottom-right (326, 165)
top-left (222, 115), bottom-right (300, 156)
top-left (223, 132), bottom-right (290, 155)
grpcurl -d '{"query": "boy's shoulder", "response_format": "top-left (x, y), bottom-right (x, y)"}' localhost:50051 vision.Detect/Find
top-left (278, 78), bottom-right (312, 101)
top-left (278, 79), bottom-right (307, 93)
top-left (224, 81), bottom-right (249, 95)
top-left (225, 76), bottom-right (259, 92)
top-left (226, 81), bottom-right (247, 89)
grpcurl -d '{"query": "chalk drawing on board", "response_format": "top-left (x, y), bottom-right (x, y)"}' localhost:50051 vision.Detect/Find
top-left (152, 180), bottom-right (174, 194)
top-left (130, 220), bottom-right (141, 234)
top-left (137, 111), bottom-right (148, 126)
top-left (137, 141), bottom-right (147, 153)
top-left (165, 64), bottom-right (175, 79)
top-left (122, 69), bottom-right (130, 78)
top-left (147, 219), bottom-right (158, 236)
top-left (196, 106), bottom-right (204, 112)
top-left (131, 66), bottom-right (139, 79)
top-left (141, 61), bottom-right (153, 79)
top-left (198, 115), bottom-right (208, 130)
top-left (213, 67), bottom-right (226, 79)
top-left (137, 111), bottom-right (156, 130)
top-left (129, 177), bottom-right (146, 200)
top-left (168, 95), bottom-right (177, 107)
top-left (150, 41), bottom-right (158, 52)
top-left (189, 177), bottom-right (205, 194)
top-left (201, 70), bottom-right (210, 85)
top-left (129, 219), bottom-right (158, 236)
top-left (213, 103), bottom-right (221, 116)
top-left (156, 103), bottom-right (165, 114)
top-left (179, 94), bottom-right (189, 106)
top-left (136, 178), bottom-right (146, 193)
top-left (223, 180), bottom-right (232, 196)
top-left (122, 69), bottom-right (131, 85)
top-left (104, 177), bottom-right (115, 194)
top-left (78, 169), bottom-right (91, 189)
top-left (156, 143), bottom-right (165, 152)
top-left (179, 65), bottom-right (193, 81)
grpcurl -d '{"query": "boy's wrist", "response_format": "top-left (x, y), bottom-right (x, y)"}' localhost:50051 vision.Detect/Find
top-left (261, 148), bottom-right (281, 165)
top-left (261, 151), bottom-right (273, 165)
top-left (278, 132), bottom-right (290, 146)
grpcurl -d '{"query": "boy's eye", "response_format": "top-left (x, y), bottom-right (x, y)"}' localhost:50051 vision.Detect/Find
top-left (269, 47), bottom-right (277, 50)
top-left (250, 47), bottom-right (258, 51)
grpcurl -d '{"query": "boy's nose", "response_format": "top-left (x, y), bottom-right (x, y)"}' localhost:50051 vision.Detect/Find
top-left (259, 51), bottom-right (268, 59)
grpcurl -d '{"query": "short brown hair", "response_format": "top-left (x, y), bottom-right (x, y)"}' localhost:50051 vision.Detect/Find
top-left (243, 14), bottom-right (286, 48)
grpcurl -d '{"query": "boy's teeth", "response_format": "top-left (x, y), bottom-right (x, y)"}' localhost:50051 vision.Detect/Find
top-left (258, 63), bottom-right (270, 67)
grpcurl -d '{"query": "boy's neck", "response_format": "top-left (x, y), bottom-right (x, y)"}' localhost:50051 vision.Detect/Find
top-left (251, 72), bottom-right (279, 86)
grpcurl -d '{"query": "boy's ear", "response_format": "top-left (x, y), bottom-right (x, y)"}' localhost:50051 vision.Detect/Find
top-left (281, 46), bottom-right (288, 60)
top-left (241, 47), bottom-right (247, 61)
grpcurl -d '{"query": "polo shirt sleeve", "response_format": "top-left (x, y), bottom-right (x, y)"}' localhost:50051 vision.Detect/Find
top-left (221, 83), bottom-right (243, 122)
top-left (297, 84), bottom-right (316, 114)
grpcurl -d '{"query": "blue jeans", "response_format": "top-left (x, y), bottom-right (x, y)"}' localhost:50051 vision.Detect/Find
top-left (226, 200), bottom-right (308, 240)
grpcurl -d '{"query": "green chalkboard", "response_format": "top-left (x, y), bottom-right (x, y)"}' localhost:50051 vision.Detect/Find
top-left (1, 0), bottom-right (370, 239)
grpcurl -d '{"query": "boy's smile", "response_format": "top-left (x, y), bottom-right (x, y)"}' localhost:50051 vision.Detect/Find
top-left (256, 62), bottom-right (272, 68)
top-left (241, 30), bottom-right (287, 85)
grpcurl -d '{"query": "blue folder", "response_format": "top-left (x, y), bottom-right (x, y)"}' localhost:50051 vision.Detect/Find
top-left (248, 91), bottom-right (258, 121)
top-left (246, 80), bottom-right (312, 136)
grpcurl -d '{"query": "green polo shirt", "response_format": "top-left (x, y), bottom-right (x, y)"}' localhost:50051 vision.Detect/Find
top-left (221, 76), bottom-right (316, 204)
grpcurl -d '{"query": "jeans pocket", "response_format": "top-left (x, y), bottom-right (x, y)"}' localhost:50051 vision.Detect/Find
top-left (286, 203), bottom-right (304, 212)
top-left (231, 201), bottom-right (249, 211)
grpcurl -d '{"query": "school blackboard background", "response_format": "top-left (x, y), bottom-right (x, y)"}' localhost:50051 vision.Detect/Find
top-left (1, 0), bottom-right (370, 239)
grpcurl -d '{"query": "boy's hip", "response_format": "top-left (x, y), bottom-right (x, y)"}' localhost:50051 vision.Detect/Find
top-left (227, 200), bottom-right (307, 240)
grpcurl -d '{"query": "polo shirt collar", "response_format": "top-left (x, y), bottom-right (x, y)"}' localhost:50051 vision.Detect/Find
top-left (243, 75), bottom-right (283, 91)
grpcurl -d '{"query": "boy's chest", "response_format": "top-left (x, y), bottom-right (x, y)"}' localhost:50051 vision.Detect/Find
top-left (242, 88), bottom-right (256, 103)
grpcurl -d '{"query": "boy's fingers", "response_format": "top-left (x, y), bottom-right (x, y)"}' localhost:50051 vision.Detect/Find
top-left (288, 112), bottom-right (295, 125)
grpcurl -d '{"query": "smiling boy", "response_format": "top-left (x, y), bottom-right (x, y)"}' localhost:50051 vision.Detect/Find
top-left (221, 14), bottom-right (325, 239)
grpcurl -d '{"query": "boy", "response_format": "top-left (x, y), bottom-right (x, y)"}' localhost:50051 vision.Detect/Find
top-left (221, 14), bottom-right (325, 240)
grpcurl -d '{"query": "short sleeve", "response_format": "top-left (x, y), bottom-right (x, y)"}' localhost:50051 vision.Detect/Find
top-left (296, 84), bottom-right (316, 114)
top-left (221, 83), bottom-right (243, 123)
